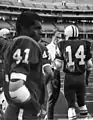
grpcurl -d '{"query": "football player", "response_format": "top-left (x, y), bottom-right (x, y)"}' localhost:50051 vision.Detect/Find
top-left (3, 11), bottom-right (53, 120)
top-left (0, 28), bottom-right (11, 116)
top-left (54, 25), bottom-right (93, 120)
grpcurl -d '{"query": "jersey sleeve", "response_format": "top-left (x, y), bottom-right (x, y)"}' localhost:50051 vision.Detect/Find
top-left (39, 43), bottom-right (51, 65)
top-left (10, 36), bottom-right (40, 81)
top-left (56, 41), bottom-right (64, 60)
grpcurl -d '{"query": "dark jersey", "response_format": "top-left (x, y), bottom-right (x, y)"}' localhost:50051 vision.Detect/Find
top-left (39, 42), bottom-right (51, 65)
top-left (3, 36), bottom-right (45, 107)
top-left (0, 37), bottom-right (9, 88)
top-left (57, 39), bottom-right (92, 75)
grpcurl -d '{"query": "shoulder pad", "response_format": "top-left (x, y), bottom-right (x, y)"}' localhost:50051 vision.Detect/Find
top-left (13, 36), bottom-right (42, 53)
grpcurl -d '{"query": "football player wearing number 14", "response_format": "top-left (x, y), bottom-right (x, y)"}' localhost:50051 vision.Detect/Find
top-left (3, 11), bottom-right (52, 120)
top-left (55, 25), bottom-right (93, 120)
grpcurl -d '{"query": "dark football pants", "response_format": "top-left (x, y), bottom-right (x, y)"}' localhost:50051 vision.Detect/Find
top-left (4, 104), bottom-right (19, 120)
top-left (46, 69), bottom-right (60, 120)
top-left (4, 104), bottom-right (41, 120)
top-left (64, 73), bottom-right (86, 108)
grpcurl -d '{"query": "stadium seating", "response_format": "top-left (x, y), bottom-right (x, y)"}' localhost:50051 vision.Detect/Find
top-left (55, 0), bottom-right (64, 2)
top-left (61, 0), bottom-right (75, 3)
top-left (54, 2), bottom-right (67, 9)
top-left (7, 21), bottom-right (16, 29)
top-left (29, 0), bottom-right (74, 3)
top-left (0, 20), bottom-right (11, 29)
top-left (42, 23), bottom-right (55, 32)
top-left (21, 0), bottom-right (35, 8)
top-left (0, 0), bottom-right (93, 11)
top-left (76, 0), bottom-right (93, 4)
top-left (66, 3), bottom-right (78, 10)
top-left (0, 0), bottom-right (13, 6)
top-left (87, 5), bottom-right (93, 10)
top-left (77, 4), bottom-right (89, 11)
top-left (54, 23), bottom-right (65, 31)
top-left (33, 3), bottom-right (45, 9)
top-left (41, 0), bottom-right (53, 3)
top-left (11, 0), bottom-right (24, 7)
top-left (33, 0), bottom-right (43, 2)
top-left (78, 23), bottom-right (93, 32)
top-left (44, 3), bottom-right (55, 10)
top-left (0, 0), bottom-right (93, 34)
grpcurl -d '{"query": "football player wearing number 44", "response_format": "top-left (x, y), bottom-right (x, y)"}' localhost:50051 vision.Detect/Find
top-left (55, 25), bottom-right (93, 120)
top-left (3, 11), bottom-right (53, 120)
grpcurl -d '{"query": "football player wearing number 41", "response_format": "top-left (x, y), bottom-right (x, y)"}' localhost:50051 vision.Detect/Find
top-left (54, 25), bottom-right (93, 120)
top-left (3, 11), bottom-right (52, 120)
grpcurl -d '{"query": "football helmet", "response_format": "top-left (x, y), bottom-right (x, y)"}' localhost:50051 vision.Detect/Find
top-left (0, 28), bottom-right (10, 38)
top-left (64, 25), bottom-right (79, 40)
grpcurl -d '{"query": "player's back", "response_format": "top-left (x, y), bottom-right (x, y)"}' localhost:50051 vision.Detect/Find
top-left (3, 36), bottom-right (45, 108)
top-left (58, 38), bottom-right (92, 75)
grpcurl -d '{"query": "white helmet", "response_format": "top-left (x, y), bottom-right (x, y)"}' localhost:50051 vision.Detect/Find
top-left (64, 25), bottom-right (79, 40)
top-left (0, 28), bottom-right (10, 38)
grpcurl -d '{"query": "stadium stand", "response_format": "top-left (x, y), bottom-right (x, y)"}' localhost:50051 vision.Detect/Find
top-left (11, 0), bottom-right (25, 7)
top-left (7, 20), bottom-right (16, 29)
top-left (0, 20), bottom-right (11, 29)
top-left (77, 4), bottom-right (90, 11)
top-left (41, 0), bottom-right (54, 2)
top-left (21, 0), bottom-right (36, 8)
top-left (44, 3), bottom-right (55, 10)
top-left (33, 0), bottom-right (43, 2)
top-left (54, 23), bottom-right (66, 31)
top-left (55, 0), bottom-right (65, 2)
top-left (66, 3), bottom-right (78, 10)
top-left (63, 0), bottom-right (75, 2)
top-left (76, 0), bottom-right (93, 4)
top-left (32, 3), bottom-right (45, 9)
top-left (42, 23), bottom-right (55, 32)
top-left (78, 23), bottom-right (93, 32)
top-left (0, 0), bottom-right (93, 11)
top-left (53, 22), bottom-right (93, 33)
top-left (54, 2), bottom-right (67, 10)
top-left (87, 5), bottom-right (93, 10)
top-left (0, 0), bottom-right (13, 5)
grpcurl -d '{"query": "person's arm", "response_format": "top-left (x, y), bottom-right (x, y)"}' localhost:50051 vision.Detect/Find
top-left (54, 41), bottom-right (63, 70)
top-left (41, 44), bottom-right (54, 84)
top-left (86, 58), bottom-right (93, 86)
top-left (85, 41), bottom-right (93, 86)
top-left (86, 70), bottom-right (91, 86)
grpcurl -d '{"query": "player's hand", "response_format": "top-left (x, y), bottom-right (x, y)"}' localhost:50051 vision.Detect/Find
top-left (55, 31), bottom-right (61, 38)
top-left (42, 64), bottom-right (54, 77)
top-left (42, 64), bottom-right (54, 85)
top-left (54, 59), bottom-right (62, 70)
top-left (52, 31), bottom-right (61, 43)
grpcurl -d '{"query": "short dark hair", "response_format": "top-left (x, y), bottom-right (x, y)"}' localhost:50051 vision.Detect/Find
top-left (16, 11), bottom-right (41, 35)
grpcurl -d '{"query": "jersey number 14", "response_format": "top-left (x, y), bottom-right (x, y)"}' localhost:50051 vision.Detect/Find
top-left (66, 45), bottom-right (85, 67)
